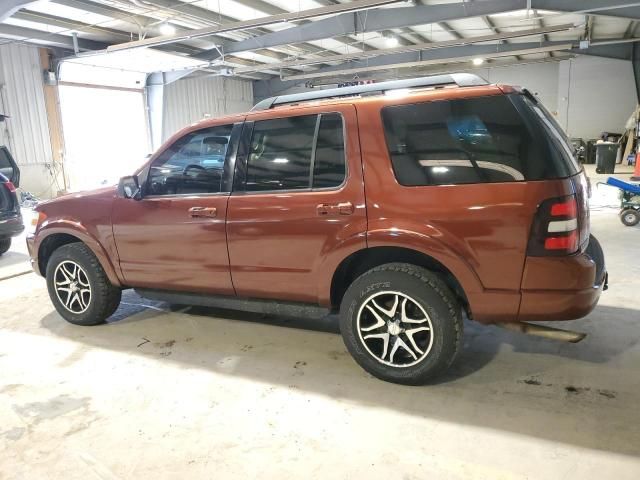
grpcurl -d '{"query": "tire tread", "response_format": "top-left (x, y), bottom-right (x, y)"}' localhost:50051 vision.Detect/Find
top-left (46, 242), bottom-right (121, 325)
top-left (340, 262), bottom-right (463, 384)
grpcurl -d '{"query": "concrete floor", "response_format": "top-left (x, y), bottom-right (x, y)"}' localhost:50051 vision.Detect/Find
top-left (1, 165), bottom-right (639, 479)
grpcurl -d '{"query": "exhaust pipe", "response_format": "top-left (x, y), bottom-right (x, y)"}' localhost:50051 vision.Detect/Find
top-left (497, 322), bottom-right (587, 343)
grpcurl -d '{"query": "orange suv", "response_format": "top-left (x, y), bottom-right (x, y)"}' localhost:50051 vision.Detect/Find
top-left (27, 74), bottom-right (607, 384)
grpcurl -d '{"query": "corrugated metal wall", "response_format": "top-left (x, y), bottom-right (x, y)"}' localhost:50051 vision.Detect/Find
top-left (161, 76), bottom-right (253, 141)
top-left (0, 43), bottom-right (52, 167)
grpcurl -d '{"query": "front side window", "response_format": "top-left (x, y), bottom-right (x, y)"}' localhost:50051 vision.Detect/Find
top-left (381, 94), bottom-right (576, 186)
top-left (243, 113), bottom-right (346, 192)
top-left (148, 124), bottom-right (233, 195)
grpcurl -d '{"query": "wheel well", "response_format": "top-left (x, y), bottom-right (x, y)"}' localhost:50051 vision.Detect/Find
top-left (330, 247), bottom-right (470, 314)
top-left (38, 233), bottom-right (82, 274)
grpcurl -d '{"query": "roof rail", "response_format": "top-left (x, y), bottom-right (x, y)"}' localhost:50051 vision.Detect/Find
top-left (251, 73), bottom-right (488, 111)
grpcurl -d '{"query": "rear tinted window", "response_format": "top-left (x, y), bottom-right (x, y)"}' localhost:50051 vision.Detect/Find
top-left (382, 94), bottom-right (579, 186)
top-left (313, 113), bottom-right (346, 188)
top-left (244, 113), bottom-right (346, 192)
top-left (246, 115), bottom-right (317, 192)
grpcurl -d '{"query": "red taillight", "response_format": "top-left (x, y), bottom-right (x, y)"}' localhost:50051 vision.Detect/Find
top-left (527, 195), bottom-right (580, 256)
top-left (550, 199), bottom-right (577, 217)
top-left (4, 181), bottom-right (16, 193)
top-left (544, 231), bottom-right (578, 251)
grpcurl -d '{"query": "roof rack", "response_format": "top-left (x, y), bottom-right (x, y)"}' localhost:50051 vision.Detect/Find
top-left (251, 73), bottom-right (488, 111)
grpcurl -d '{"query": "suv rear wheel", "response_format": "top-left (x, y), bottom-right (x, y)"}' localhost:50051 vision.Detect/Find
top-left (46, 243), bottom-right (121, 326)
top-left (339, 263), bottom-right (463, 385)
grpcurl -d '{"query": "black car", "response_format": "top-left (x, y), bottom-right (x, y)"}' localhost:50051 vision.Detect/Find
top-left (0, 146), bottom-right (23, 255)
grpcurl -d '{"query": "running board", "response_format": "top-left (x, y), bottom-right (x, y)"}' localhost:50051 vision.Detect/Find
top-left (135, 288), bottom-right (330, 319)
top-left (497, 322), bottom-right (587, 343)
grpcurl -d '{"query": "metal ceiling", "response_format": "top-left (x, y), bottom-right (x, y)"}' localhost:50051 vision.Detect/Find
top-left (0, 0), bottom-right (639, 88)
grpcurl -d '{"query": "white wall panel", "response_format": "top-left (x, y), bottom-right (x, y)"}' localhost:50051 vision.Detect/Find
top-left (161, 76), bottom-right (253, 142)
top-left (558, 56), bottom-right (636, 140)
top-left (481, 62), bottom-right (560, 116)
top-left (480, 57), bottom-right (635, 140)
top-left (0, 43), bottom-right (52, 166)
top-left (0, 43), bottom-right (54, 196)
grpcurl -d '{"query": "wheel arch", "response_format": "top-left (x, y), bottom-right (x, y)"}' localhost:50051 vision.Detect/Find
top-left (36, 227), bottom-right (122, 287)
top-left (330, 246), bottom-right (471, 315)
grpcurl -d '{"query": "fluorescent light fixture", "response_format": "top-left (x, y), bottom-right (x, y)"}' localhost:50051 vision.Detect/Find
top-left (385, 37), bottom-right (399, 48)
top-left (472, 57), bottom-right (485, 66)
top-left (159, 23), bottom-right (176, 35)
top-left (273, 158), bottom-right (288, 163)
top-left (432, 167), bottom-right (449, 173)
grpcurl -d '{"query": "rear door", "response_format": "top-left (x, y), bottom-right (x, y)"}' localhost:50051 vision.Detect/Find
top-left (226, 104), bottom-right (366, 304)
top-left (0, 146), bottom-right (20, 187)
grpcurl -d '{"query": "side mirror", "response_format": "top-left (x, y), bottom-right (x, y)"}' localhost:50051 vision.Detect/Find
top-left (118, 175), bottom-right (141, 200)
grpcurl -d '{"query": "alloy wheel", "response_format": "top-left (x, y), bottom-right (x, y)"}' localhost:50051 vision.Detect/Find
top-left (357, 291), bottom-right (434, 367)
top-left (54, 260), bottom-right (92, 314)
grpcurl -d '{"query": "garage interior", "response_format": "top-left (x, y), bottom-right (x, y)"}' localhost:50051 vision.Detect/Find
top-left (1, 0), bottom-right (640, 478)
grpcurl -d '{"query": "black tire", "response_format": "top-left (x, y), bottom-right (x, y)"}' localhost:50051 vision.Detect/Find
top-left (0, 238), bottom-right (10, 256)
top-left (620, 209), bottom-right (640, 227)
top-left (46, 243), bottom-right (121, 326)
top-left (339, 263), bottom-right (463, 385)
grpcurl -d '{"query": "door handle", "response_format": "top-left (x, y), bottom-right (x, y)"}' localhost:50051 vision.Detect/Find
top-left (189, 206), bottom-right (217, 218)
top-left (316, 201), bottom-right (354, 216)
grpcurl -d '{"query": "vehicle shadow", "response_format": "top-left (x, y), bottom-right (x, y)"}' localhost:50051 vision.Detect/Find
top-left (40, 290), bottom-right (640, 457)
top-left (0, 251), bottom-right (29, 269)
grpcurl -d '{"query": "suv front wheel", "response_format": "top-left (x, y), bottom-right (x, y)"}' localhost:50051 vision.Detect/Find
top-left (46, 243), bottom-right (122, 326)
top-left (340, 263), bottom-right (463, 385)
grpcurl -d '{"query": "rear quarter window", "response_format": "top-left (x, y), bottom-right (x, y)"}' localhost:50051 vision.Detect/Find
top-left (381, 94), bottom-right (579, 186)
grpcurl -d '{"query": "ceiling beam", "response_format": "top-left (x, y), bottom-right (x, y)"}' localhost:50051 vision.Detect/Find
top-left (0, 0), bottom-right (37, 22)
top-left (316, 55), bottom-right (573, 85)
top-left (194, 0), bottom-right (526, 60)
top-left (13, 9), bottom-right (135, 42)
top-left (233, 0), bottom-right (380, 52)
top-left (195, 0), bottom-right (640, 61)
top-left (282, 44), bottom-right (575, 81)
top-left (0, 8), bottom-right (288, 78)
top-left (8, 10), bottom-right (204, 56)
top-left (253, 40), bottom-right (633, 97)
top-left (0, 24), bottom-right (107, 51)
top-left (533, 0), bottom-right (640, 18)
top-left (234, 24), bottom-right (576, 74)
top-left (106, 0), bottom-right (405, 52)
top-left (483, 12), bottom-right (522, 60)
top-left (438, 21), bottom-right (464, 40)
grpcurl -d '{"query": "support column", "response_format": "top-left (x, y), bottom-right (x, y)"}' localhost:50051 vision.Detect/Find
top-left (39, 48), bottom-right (67, 194)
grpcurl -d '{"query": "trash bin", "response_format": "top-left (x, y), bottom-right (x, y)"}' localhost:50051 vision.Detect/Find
top-left (595, 142), bottom-right (618, 174)
top-left (585, 140), bottom-right (597, 164)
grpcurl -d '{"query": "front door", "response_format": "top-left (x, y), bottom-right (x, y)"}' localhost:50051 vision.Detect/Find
top-left (226, 105), bottom-right (366, 304)
top-left (112, 121), bottom-right (241, 294)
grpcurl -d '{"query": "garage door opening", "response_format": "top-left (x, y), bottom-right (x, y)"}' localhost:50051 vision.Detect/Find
top-left (58, 83), bottom-right (150, 192)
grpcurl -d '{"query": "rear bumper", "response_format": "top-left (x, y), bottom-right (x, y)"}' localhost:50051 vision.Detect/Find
top-left (0, 214), bottom-right (24, 238)
top-left (517, 247), bottom-right (606, 322)
top-left (518, 276), bottom-right (606, 321)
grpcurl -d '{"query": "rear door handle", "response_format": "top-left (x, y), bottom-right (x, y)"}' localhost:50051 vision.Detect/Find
top-left (316, 201), bottom-right (354, 216)
top-left (189, 206), bottom-right (217, 218)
